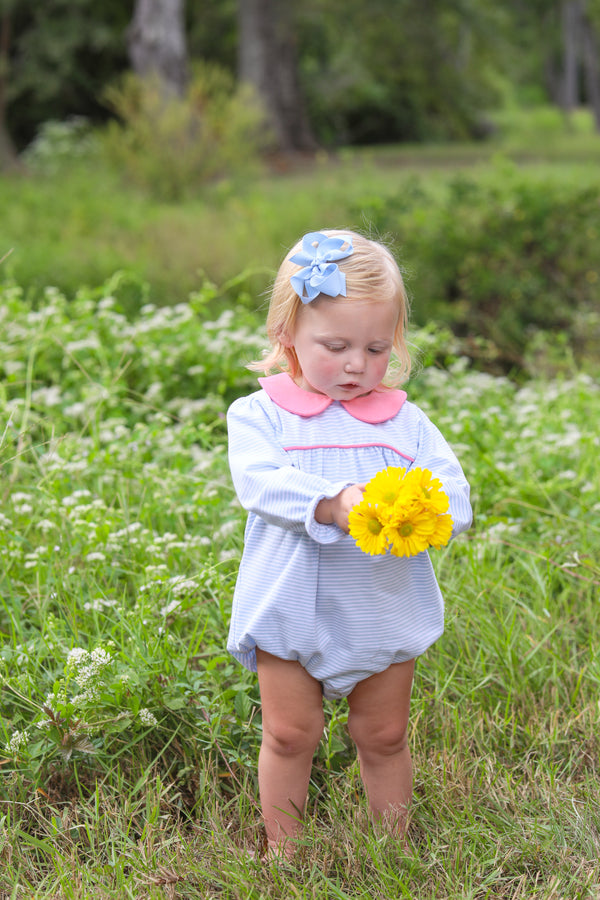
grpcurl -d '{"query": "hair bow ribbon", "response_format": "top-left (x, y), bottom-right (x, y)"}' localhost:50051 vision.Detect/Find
top-left (289, 231), bottom-right (353, 303)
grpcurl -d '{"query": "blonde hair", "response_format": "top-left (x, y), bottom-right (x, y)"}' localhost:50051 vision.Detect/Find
top-left (249, 229), bottom-right (411, 385)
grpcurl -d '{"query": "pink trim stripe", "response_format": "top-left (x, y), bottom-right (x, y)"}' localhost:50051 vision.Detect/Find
top-left (283, 442), bottom-right (415, 462)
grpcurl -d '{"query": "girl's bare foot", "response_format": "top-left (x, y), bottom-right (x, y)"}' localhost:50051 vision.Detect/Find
top-left (244, 839), bottom-right (298, 865)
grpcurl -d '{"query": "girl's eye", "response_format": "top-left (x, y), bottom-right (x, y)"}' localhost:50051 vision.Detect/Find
top-left (325, 344), bottom-right (345, 352)
top-left (368, 347), bottom-right (385, 355)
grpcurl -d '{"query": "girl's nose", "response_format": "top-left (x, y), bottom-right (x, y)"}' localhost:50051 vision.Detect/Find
top-left (344, 353), bottom-right (365, 373)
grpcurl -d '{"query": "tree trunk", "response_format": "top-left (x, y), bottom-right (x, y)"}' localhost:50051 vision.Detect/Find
top-left (0, 12), bottom-right (20, 171)
top-left (238, 0), bottom-right (316, 154)
top-left (560, 0), bottom-right (582, 111)
top-left (581, 10), bottom-right (600, 130)
top-left (127, 0), bottom-right (188, 97)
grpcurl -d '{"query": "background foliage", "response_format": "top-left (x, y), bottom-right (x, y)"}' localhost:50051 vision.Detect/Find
top-left (4, 0), bottom-right (600, 153)
top-left (2, 0), bottom-right (131, 148)
top-left (2, 129), bottom-right (599, 372)
top-left (354, 164), bottom-right (600, 370)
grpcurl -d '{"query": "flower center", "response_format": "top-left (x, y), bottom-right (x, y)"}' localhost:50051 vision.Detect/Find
top-left (367, 518), bottom-right (383, 535)
top-left (399, 522), bottom-right (414, 537)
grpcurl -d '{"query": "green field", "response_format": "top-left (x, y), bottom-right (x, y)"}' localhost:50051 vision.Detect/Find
top-left (2, 105), bottom-right (600, 310)
top-left (1, 117), bottom-right (600, 896)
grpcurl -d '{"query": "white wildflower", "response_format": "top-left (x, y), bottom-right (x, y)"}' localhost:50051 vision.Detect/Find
top-left (219, 549), bottom-right (239, 562)
top-left (144, 383), bottom-right (164, 402)
top-left (554, 428), bottom-right (582, 449)
top-left (3, 360), bottom-right (24, 375)
top-left (85, 552), bottom-right (106, 563)
top-left (31, 386), bottom-right (62, 407)
top-left (90, 648), bottom-right (112, 667)
top-left (83, 597), bottom-right (118, 612)
top-left (139, 708), bottom-right (158, 727)
top-left (168, 575), bottom-right (199, 597)
top-left (160, 598), bottom-right (181, 617)
top-left (67, 647), bottom-right (89, 668)
top-left (214, 520), bottom-right (237, 540)
top-left (44, 692), bottom-right (60, 715)
top-left (37, 519), bottom-right (56, 532)
top-left (63, 401), bottom-right (87, 419)
top-left (114, 522), bottom-right (144, 538)
top-left (67, 647), bottom-right (112, 695)
top-left (64, 336), bottom-right (101, 354)
top-left (6, 729), bottom-right (28, 755)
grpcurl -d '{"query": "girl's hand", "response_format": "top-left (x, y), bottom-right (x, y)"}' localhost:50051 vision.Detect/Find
top-left (315, 484), bottom-right (366, 533)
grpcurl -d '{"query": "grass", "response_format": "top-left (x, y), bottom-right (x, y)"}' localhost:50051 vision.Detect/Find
top-left (1, 269), bottom-right (599, 896)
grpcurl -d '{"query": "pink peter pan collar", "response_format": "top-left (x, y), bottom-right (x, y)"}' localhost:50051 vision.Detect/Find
top-left (258, 373), bottom-right (407, 424)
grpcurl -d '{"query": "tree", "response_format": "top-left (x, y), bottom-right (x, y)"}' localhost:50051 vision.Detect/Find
top-left (0, 10), bottom-right (19, 170)
top-left (127, 0), bottom-right (188, 96)
top-left (558, 0), bottom-right (600, 129)
top-left (238, 0), bottom-right (316, 153)
top-left (1, 0), bottom-right (130, 153)
top-left (581, 1), bottom-right (600, 127)
top-left (296, 0), bottom-right (508, 145)
top-left (561, 0), bottom-right (581, 110)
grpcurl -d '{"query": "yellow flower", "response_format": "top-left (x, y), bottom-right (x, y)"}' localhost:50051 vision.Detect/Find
top-left (366, 466), bottom-right (409, 507)
top-left (348, 501), bottom-right (389, 556)
top-left (409, 467), bottom-right (450, 514)
top-left (428, 512), bottom-right (453, 549)
top-left (349, 466), bottom-right (453, 557)
top-left (386, 506), bottom-right (436, 557)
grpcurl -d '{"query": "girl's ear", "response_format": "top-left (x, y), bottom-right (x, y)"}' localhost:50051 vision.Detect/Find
top-left (279, 328), bottom-right (294, 348)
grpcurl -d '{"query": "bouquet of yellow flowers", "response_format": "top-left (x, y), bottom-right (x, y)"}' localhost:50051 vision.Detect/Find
top-left (348, 466), bottom-right (453, 557)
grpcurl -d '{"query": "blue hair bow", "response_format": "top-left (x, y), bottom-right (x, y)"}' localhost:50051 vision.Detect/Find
top-left (289, 231), bottom-right (354, 303)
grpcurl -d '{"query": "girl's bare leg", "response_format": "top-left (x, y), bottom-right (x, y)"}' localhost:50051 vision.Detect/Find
top-left (346, 659), bottom-right (415, 836)
top-left (255, 649), bottom-right (324, 855)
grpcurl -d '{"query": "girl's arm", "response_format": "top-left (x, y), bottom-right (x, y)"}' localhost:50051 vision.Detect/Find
top-left (413, 411), bottom-right (473, 537)
top-left (227, 396), bottom-right (353, 542)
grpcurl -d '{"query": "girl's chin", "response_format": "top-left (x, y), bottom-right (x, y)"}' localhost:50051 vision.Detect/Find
top-left (333, 385), bottom-right (373, 400)
top-left (295, 378), bottom-right (372, 400)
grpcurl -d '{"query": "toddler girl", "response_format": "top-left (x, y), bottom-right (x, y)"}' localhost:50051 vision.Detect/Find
top-left (227, 229), bottom-right (472, 857)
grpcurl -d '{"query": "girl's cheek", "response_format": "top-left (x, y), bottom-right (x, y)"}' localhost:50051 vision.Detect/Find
top-left (314, 353), bottom-right (339, 375)
top-left (325, 360), bottom-right (344, 379)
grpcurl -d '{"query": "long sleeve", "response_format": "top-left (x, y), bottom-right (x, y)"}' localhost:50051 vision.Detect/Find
top-left (227, 393), bottom-right (351, 543)
top-left (413, 410), bottom-right (473, 538)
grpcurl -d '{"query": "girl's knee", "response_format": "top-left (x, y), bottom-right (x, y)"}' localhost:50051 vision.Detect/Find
top-left (262, 709), bottom-right (325, 758)
top-left (348, 714), bottom-right (409, 758)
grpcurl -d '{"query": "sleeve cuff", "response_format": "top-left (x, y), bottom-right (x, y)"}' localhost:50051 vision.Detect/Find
top-left (305, 482), bottom-right (353, 544)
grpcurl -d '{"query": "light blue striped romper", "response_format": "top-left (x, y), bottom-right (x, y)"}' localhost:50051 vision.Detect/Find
top-left (227, 373), bottom-right (472, 700)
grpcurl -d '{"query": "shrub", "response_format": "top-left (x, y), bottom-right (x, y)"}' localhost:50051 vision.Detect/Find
top-left (100, 64), bottom-right (269, 200)
top-left (354, 167), bottom-right (600, 372)
top-left (21, 117), bottom-right (99, 175)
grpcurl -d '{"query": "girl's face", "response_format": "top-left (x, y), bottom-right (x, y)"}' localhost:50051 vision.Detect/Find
top-left (284, 296), bottom-right (399, 401)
